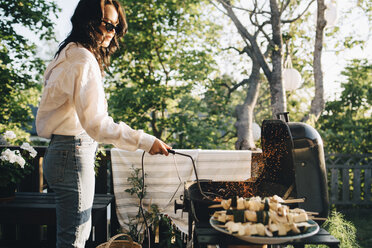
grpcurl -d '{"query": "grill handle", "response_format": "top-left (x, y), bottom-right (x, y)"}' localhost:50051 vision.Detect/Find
top-left (167, 149), bottom-right (218, 201)
top-left (276, 112), bottom-right (290, 122)
top-left (174, 200), bottom-right (184, 214)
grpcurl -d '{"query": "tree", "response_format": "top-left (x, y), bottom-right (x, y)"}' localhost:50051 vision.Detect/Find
top-left (210, 0), bottom-right (371, 149)
top-left (107, 0), bottom-right (371, 151)
top-left (209, 0), bottom-right (315, 149)
top-left (316, 59), bottom-right (371, 154)
top-left (214, 0), bottom-right (315, 115)
top-left (303, 0), bottom-right (327, 122)
top-left (0, 0), bottom-right (59, 138)
top-left (232, 54), bottom-right (261, 150)
top-left (108, 0), bottom-right (226, 148)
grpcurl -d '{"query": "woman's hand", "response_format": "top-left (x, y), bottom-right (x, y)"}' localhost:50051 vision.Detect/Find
top-left (149, 139), bottom-right (172, 156)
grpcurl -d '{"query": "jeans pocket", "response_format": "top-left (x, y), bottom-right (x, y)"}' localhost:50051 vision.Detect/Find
top-left (43, 149), bottom-right (69, 185)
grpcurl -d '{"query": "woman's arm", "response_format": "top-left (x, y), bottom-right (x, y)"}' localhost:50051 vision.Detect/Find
top-left (69, 47), bottom-right (159, 152)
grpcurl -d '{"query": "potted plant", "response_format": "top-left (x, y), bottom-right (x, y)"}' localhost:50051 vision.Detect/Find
top-left (0, 131), bottom-right (37, 201)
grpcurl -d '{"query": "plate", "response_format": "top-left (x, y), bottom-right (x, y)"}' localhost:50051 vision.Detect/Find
top-left (209, 217), bottom-right (319, 244)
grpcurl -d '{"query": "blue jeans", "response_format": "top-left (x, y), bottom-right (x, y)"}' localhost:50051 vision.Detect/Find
top-left (43, 132), bottom-right (97, 248)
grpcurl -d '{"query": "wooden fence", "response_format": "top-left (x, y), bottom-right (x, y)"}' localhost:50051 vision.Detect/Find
top-left (326, 153), bottom-right (372, 206)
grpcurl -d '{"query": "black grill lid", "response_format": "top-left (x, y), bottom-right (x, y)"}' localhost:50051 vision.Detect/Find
top-left (260, 119), bottom-right (296, 188)
top-left (288, 122), bottom-right (329, 218)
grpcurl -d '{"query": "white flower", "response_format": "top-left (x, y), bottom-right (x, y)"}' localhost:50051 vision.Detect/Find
top-left (1, 149), bottom-right (26, 168)
top-left (0, 152), bottom-right (8, 162)
top-left (3, 131), bottom-right (16, 139)
top-left (9, 150), bottom-right (17, 164)
top-left (15, 155), bottom-right (26, 168)
top-left (20, 142), bottom-right (31, 150)
top-left (1, 149), bottom-right (16, 163)
top-left (30, 150), bottom-right (37, 158)
top-left (21, 142), bottom-right (38, 158)
top-left (17, 156), bottom-right (26, 169)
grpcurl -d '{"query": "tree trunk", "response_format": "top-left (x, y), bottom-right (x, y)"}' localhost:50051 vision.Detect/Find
top-left (303, 0), bottom-right (326, 122)
top-left (218, 0), bottom-right (285, 118)
top-left (234, 61), bottom-right (261, 150)
top-left (151, 111), bottom-right (162, 138)
top-left (269, 0), bottom-right (286, 118)
top-left (217, 0), bottom-right (272, 80)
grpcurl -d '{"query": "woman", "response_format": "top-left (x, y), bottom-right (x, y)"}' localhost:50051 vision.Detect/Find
top-left (36, 0), bottom-right (171, 247)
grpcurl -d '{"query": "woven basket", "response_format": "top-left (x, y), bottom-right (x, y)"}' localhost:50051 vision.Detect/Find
top-left (96, 234), bottom-right (142, 248)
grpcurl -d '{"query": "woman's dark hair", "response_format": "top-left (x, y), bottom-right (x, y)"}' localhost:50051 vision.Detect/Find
top-left (55, 0), bottom-right (127, 73)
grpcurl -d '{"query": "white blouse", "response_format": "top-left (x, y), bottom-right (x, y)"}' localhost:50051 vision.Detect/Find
top-left (36, 42), bottom-right (155, 152)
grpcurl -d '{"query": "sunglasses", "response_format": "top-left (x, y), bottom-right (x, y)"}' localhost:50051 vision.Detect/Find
top-left (101, 20), bottom-right (119, 33)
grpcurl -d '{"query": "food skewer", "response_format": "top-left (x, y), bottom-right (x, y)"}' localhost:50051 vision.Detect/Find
top-left (209, 204), bottom-right (225, 209)
top-left (210, 194), bottom-right (321, 238)
top-left (282, 198), bottom-right (305, 204)
top-left (306, 211), bottom-right (319, 216)
top-left (208, 195), bottom-right (305, 209)
top-left (212, 208), bottom-right (319, 237)
top-left (309, 217), bottom-right (328, 221)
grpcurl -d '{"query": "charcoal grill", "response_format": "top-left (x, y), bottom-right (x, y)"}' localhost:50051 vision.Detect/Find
top-left (174, 113), bottom-right (333, 247)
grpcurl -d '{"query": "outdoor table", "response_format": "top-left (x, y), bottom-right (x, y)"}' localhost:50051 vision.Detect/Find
top-left (0, 192), bottom-right (113, 247)
top-left (194, 221), bottom-right (340, 248)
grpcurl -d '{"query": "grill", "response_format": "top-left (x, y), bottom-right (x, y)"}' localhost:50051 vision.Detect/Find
top-left (174, 113), bottom-right (330, 246)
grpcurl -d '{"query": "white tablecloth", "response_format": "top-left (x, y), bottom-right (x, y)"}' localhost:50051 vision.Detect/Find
top-left (111, 149), bottom-right (252, 234)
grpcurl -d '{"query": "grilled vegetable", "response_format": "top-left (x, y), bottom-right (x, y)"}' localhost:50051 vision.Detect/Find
top-left (212, 194), bottom-right (319, 238)
top-left (233, 210), bottom-right (245, 223)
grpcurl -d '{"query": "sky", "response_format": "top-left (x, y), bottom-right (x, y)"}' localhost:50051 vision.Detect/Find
top-left (52, 0), bottom-right (371, 101)
top-left (53, 0), bottom-right (79, 40)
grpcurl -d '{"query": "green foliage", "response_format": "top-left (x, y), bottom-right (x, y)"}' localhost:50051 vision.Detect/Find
top-left (157, 214), bottom-right (184, 248)
top-left (339, 208), bottom-right (372, 247)
top-left (0, 0), bottom-right (59, 134)
top-left (301, 210), bottom-right (360, 248)
top-left (322, 210), bottom-right (360, 248)
top-left (94, 146), bottom-right (107, 175)
top-left (108, 0), bottom-right (231, 148)
top-left (166, 75), bottom-right (241, 149)
top-left (124, 166), bottom-right (184, 247)
top-left (331, 0), bottom-right (371, 54)
top-left (124, 166), bottom-right (146, 242)
top-left (125, 165), bottom-right (145, 199)
top-left (316, 59), bottom-right (372, 154)
top-left (0, 123), bottom-right (30, 144)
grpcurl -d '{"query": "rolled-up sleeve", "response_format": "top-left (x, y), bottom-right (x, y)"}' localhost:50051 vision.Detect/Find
top-left (69, 48), bottom-right (155, 152)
